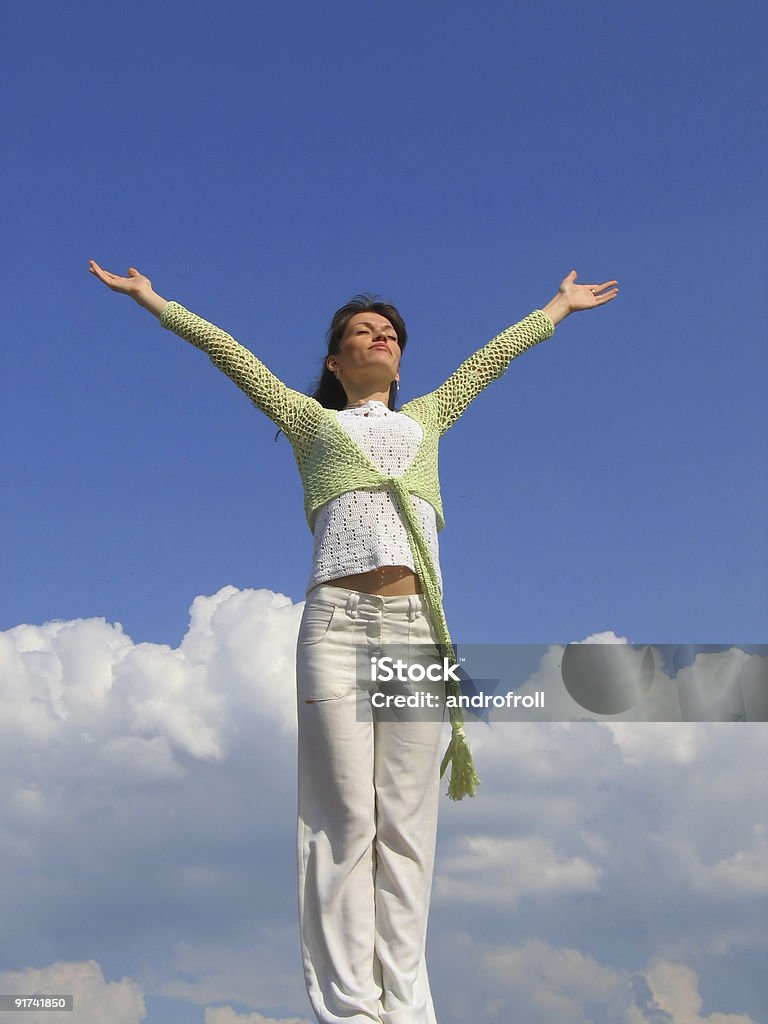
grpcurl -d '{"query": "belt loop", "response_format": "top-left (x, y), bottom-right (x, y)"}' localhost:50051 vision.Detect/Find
top-left (345, 591), bottom-right (360, 618)
top-left (408, 595), bottom-right (420, 621)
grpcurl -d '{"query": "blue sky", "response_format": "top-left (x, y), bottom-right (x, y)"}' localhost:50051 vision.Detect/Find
top-left (1, 2), bottom-right (766, 1023)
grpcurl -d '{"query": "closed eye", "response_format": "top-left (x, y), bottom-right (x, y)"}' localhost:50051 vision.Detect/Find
top-left (353, 326), bottom-right (398, 343)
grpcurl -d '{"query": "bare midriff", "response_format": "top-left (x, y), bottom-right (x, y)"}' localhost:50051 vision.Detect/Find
top-left (326, 565), bottom-right (422, 596)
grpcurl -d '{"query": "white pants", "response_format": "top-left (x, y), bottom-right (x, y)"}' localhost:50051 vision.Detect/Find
top-left (296, 585), bottom-right (446, 1024)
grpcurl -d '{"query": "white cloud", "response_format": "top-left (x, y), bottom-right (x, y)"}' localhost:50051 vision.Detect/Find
top-left (478, 636), bottom-right (684, 727)
top-left (0, 597), bottom-right (765, 1023)
top-left (700, 833), bottom-right (768, 894)
top-left (485, 937), bottom-right (623, 1022)
top-left (434, 835), bottom-right (601, 906)
top-left (0, 961), bottom-right (145, 1024)
top-left (428, 935), bottom-right (759, 1024)
top-left (204, 1008), bottom-right (311, 1024)
top-left (425, 932), bottom-right (624, 1024)
top-left (501, 638), bottom-right (762, 735)
top-left (0, 586), bottom-right (302, 785)
top-left (637, 959), bottom-right (757, 1024)
top-left (605, 721), bottom-right (704, 764)
top-left (0, 927), bottom-right (756, 1024)
top-left (581, 631), bottom-right (632, 644)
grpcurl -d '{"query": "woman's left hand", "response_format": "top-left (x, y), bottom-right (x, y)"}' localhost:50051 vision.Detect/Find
top-left (561, 269), bottom-right (619, 311)
top-left (543, 270), bottom-right (619, 324)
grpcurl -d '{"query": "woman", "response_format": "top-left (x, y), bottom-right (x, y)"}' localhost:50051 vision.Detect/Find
top-left (88, 261), bottom-right (618, 1023)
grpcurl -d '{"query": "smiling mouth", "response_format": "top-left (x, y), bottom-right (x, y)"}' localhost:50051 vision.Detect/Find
top-left (370, 343), bottom-right (390, 350)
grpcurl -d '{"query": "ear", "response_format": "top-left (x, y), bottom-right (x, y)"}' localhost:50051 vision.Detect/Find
top-left (326, 356), bottom-right (338, 374)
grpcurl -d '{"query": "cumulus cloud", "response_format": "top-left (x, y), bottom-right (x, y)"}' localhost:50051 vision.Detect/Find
top-left (0, 597), bottom-right (765, 1024)
top-left (0, 586), bottom-right (302, 784)
top-left (485, 937), bottom-right (622, 1022)
top-left (428, 935), bottom-right (759, 1024)
top-left (0, 588), bottom-right (304, 990)
top-left (204, 1008), bottom-right (311, 1024)
top-left (483, 636), bottom-right (764, 730)
top-left (433, 834), bottom-right (601, 906)
top-left (700, 831), bottom-right (768, 894)
top-left (634, 959), bottom-right (757, 1024)
top-left (479, 634), bottom-right (683, 726)
top-left (1, 946), bottom-right (754, 1024)
top-left (433, 713), bottom-right (766, 974)
top-left (0, 957), bottom-right (312, 1024)
top-left (0, 961), bottom-right (145, 1024)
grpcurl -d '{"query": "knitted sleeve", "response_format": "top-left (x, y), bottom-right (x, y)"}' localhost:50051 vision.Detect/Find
top-left (426, 309), bottom-right (555, 434)
top-left (159, 301), bottom-right (311, 438)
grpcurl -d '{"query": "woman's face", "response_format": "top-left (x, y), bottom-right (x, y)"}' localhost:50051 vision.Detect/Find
top-left (327, 312), bottom-right (401, 385)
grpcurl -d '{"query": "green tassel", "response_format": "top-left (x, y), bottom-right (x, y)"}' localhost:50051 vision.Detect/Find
top-left (437, 668), bottom-right (480, 800)
top-left (440, 723), bottom-right (480, 801)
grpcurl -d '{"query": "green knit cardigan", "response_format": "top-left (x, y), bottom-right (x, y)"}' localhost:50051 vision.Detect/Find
top-left (160, 301), bottom-right (555, 799)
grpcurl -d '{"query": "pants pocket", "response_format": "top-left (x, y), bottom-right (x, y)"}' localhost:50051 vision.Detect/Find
top-left (298, 601), bottom-right (336, 646)
top-left (296, 599), bottom-right (348, 703)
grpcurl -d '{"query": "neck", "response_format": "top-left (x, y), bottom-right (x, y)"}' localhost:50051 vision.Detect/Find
top-left (341, 386), bottom-right (393, 409)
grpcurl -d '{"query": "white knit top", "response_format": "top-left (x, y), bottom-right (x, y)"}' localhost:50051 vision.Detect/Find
top-left (306, 400), bottom-right (443, 595)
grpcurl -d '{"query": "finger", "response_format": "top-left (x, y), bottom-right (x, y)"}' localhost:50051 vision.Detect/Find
top-left (128, 267), bottom-right (140, 277)
top-left (89, 261), bottom-right (114, 282)
top-left (93, 267), bottom-right (124, 289)
top-left (89, 263), bottom-right (111, 283)
top-left (586, 283), bottom-right (618, 297)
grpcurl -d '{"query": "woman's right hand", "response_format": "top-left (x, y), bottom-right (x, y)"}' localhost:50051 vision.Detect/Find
top-left (88, 260), bottom-right (152, 294)
top-left (88, 261), bottom-right (168, 317)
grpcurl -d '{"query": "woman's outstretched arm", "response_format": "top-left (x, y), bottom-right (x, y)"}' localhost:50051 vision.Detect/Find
top-left (417, 270), bottom-right (619, 435)
top-left (87, 261), bottom-right (313, 439)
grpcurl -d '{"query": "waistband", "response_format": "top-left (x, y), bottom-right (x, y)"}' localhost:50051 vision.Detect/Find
top-left (305, 583), bottom-right (428, 622)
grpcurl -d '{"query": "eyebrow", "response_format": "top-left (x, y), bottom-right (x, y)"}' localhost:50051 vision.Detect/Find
top-left (355, 321), bottom-right (396, 330)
